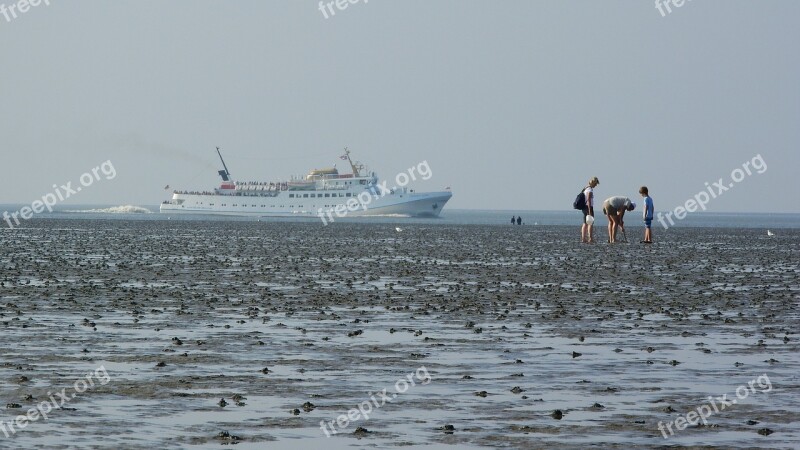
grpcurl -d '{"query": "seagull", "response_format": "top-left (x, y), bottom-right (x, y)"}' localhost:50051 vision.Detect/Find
top-left (767, 230), bottom-right (775, 236)
top-left (395, 227), bottom-right (403, 233)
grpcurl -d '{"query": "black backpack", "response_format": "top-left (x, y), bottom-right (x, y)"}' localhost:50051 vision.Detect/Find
top-left (572, 187), bottom-right (587, 210)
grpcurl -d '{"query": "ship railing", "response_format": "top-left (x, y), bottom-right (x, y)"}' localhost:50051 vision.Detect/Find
top-left (175, 190), bottom-right (218, 196)
top-left (235, 183), bottom-right (290, 191)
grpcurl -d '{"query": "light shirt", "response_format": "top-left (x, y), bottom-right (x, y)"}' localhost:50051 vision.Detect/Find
top-left (605, 196), bottom-right (632, 211)
top-left (584, 186), bottom-right (594, 208)
top-left (643, 196), bottom-right (654, 220)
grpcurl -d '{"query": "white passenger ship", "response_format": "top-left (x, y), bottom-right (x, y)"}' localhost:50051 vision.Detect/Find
top-left (160, 149), bottom-right (452, 218)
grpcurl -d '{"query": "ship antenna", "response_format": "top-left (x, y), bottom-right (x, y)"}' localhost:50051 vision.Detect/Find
top-left (216, 146), bottom-right (232, 181)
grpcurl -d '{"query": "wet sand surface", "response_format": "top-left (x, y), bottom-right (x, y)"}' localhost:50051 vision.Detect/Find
top-left (1, 219), bottom-right (798, 449)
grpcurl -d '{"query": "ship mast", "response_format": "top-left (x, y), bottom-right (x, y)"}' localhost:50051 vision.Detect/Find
top-left (343, 148), bottom-right (362, 177)
top-left (216, 147), bottom-right (232, 181)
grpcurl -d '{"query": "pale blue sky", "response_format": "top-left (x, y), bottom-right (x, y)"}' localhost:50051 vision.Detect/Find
top-left (1, 1), bottom-right (797, 212)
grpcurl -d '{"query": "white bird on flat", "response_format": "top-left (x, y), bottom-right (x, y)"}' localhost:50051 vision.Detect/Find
top-left (396, 227), bottom-right (403, 232)
top-left (767, 230), bottom-right (775, 236)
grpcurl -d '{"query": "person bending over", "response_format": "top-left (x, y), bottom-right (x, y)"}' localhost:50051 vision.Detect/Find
top-left (602, 196), bottom-right (635, 243)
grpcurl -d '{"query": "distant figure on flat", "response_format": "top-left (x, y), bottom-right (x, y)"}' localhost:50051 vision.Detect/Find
top-left (511, 215), bottom-right (516, 225)
top-left (516, 216), bottom-right (522, 226)
top-left (602, 196), bottom-right (636, 243)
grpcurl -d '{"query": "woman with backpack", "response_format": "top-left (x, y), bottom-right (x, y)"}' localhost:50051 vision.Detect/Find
top-left (579, 177), bottom-right (599, 243)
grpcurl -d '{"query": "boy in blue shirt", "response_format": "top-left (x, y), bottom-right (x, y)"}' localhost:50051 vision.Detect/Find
top-left (639, 186), bottom-right (654, 243)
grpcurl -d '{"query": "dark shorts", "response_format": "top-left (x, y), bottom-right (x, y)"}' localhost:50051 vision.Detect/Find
top-left (581, 207), bottom-right (591, 223)
top-left (644, 218), bottom-right (652, 229)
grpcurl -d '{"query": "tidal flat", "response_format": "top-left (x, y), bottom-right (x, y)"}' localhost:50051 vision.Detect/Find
top-left (1, 220), bottom-right (798, 449)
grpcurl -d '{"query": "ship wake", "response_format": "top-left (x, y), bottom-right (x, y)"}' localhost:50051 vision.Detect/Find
top-left (66, 205), bottom-right (153, 214)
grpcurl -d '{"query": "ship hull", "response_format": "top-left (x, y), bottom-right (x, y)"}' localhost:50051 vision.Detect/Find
top-left (160, 191), bottom-right (452, 218)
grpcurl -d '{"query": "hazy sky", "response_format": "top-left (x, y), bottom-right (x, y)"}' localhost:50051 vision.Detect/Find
top-left (1, 1), bottom-right (797, 212)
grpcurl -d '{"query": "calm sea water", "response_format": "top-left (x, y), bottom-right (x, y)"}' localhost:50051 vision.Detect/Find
top-left (1, 205), bottom-right (798, 229)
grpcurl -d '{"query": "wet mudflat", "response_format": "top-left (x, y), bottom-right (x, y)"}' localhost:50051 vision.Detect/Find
top-left (1, 219), bottom-right (798, 449)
